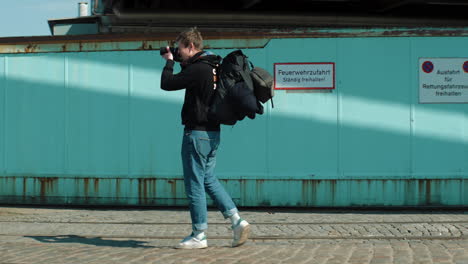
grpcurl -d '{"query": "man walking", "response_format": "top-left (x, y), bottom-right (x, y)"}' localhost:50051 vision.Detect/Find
top-left (160, 27), bottom-right (250, 249)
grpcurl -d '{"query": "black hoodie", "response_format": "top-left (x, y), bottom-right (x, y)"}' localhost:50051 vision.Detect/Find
top-left (161, 51), bottom-right (222, 131)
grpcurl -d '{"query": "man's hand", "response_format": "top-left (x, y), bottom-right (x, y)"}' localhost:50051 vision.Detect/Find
top-left (162, 46), bottom-right (173, 61)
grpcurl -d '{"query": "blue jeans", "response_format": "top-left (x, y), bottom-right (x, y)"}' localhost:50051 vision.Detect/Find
top-left (181, 129), bottom-right (238, 231)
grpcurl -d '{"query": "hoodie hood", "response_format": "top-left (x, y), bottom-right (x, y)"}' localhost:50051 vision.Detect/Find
top-left (185, 51), bottom-right (222, 67)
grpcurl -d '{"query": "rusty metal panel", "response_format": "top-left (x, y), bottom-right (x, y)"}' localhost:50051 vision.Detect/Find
top-left (1, 27), bottom-right (468, 54)
top-left (0, 32), bottom-right (467, 207)
top-left (0, 176), bottom-right (241, 206)
top-left (0, 177), bottom-right (465, 206)
top-left (0, 38), bottom-right (270, 54)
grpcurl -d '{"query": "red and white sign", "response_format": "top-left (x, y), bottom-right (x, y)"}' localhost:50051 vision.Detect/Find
top-left (274, 62), bottom-right (335, 90)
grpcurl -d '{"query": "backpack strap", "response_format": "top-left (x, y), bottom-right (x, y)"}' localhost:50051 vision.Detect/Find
top-left (237, 55), bottom-right (255, 89)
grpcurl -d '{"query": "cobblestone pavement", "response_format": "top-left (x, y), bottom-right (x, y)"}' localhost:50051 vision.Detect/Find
top-left (0, 206), bottom-right (467, 264)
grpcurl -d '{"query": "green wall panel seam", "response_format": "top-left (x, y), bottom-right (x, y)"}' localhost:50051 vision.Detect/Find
top-left (3, 57), bottom-right (7, 175)
top-left (265, 46), bottom-right (271, 180)
top-left (128, 54), bottom-right (132, 178)
top-left (409, 38), bottom-right (414, 178)
top-left (336, 40), bottom-right (342, 178)
top-left (465, 99), bottom-right (468, 176)
top-left (64, 55), bottom-right (69, 175)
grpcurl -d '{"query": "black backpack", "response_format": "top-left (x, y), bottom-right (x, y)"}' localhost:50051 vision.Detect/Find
top-left (251, 67), bottom-right (275, 107)
top-left (208, 50), bottom-right (274, 125)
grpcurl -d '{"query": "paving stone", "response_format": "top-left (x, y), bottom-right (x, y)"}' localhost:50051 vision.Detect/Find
top-left (0, 207), bottom-right (468, 263)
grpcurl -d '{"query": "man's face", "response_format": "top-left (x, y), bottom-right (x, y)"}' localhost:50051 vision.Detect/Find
top-left (177, 41), bottom-right (195, 62)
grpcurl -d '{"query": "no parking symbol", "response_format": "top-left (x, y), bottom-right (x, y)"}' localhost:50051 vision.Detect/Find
top-left (422, 61), bottom-right (434, 73)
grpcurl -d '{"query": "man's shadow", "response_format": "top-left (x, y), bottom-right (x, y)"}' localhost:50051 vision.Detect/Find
top-left (25, 235), bottom-right (156, 248)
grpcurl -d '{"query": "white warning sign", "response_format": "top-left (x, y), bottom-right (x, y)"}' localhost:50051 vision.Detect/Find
top-left (274, 63), bottom-right (335, 90)
top-left (419, 58), bottom-right (468, 103)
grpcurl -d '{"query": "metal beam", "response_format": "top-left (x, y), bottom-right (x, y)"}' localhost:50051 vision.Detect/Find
top-left (107, 10), bottom-right (468, 27)
top-left (364, 0), bottom-right (422, 12)
top-left (242, 0), bottom-right (263, 9)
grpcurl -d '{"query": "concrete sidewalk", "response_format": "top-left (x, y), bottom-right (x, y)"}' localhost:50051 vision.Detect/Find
top-left (0, 206), bottom-right (467, 264)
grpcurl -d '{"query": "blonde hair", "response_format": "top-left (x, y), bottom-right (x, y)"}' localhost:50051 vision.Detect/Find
top-left (176, 27), bottom-right (203, 50)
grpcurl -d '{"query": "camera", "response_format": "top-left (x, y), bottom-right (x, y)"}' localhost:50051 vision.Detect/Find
top-left (160, 47), bottom-right (181, 62)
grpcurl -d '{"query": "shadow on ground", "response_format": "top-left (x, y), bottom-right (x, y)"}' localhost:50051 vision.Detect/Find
top-left (25, 235), bottom-right (156, 248)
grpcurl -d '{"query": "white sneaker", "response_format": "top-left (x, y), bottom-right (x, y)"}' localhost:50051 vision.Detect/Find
top-left (232, 219), bottom-right (250, 247)
top-left (175, 234), bottom-right (208, 249)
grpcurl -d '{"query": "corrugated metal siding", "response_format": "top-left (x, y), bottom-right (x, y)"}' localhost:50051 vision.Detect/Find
top-left (0, 32), bottom-right (467, 207)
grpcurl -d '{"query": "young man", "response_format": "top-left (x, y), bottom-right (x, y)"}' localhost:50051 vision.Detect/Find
top-left (160, 27), bottom-right (250, 249)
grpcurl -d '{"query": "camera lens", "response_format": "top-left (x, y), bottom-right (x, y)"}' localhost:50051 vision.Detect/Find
top-left (159, 47), bottom-right (169, 55)
top-left (159, 47), bottom-right (181, 62)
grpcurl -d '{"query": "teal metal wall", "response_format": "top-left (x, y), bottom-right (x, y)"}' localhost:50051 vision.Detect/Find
top-left (0, 30), bottom-right (467, 207)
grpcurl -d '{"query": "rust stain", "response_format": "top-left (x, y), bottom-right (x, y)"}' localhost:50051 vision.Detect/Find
top-left (301, 180), bottom-right (310, 206)
top-left (7, 29), bottom-right (459, 55)
top-left (116, 178), bottom-right (121, 196)
top-left (140, 41), bottom-right (148, 50)
top-left (138, 41), bottom-right (155, 50)
top-left (150, 179), bottom-right (157, 198)
top-left (1, 28), bottom-right (467, 51)
top-left (23, 177), bottom-right (27, 197)
top-left (330, 179), bottom-right (337, 205)
top-left (74, 178), bottom-right (80, 195)
top-left (426, 180), bottom-right (432, 204)
top-left (404, 179), bottom-right (412, 204)
top-left (239, 179), bottom-right (247, 204)
top-left (381, 29), bottom-right (463, 37)
top-left (168, 180), bottom-right (177, 198)
top-left (382, 179), bottom-right (388, 194)
top-left (83, 178), bottom-right (89, 197)
top-left (36, 177), bottom-right (58, 200)
top-left (255, 179), bottom-right (264, 200)
top-left (138, 178), bottom-right (147, 204)
top-left (418, 179), bottom-right (425, 200)
top-left (312, 180), bottom-right (319, 205)
top-left (24, 44), bottom-right (38, 53)
top-left (94, 178), bottom-right (99, 193)
top-left (10, 177), bottom-right (16, 196)
top-left (138, 178), bottom-right (158, 204)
